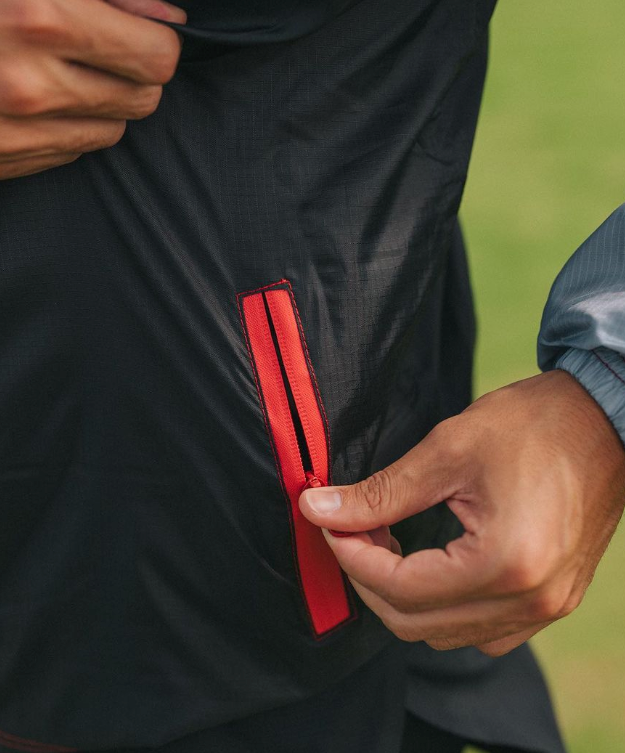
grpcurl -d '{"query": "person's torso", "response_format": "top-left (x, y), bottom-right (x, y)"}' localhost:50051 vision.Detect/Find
top-left (0, 0), bottom-right (494, 747)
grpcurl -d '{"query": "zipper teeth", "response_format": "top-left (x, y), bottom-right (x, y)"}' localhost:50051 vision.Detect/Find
top-left (264, 290), bottom-right (329, 485)
top-left (262, 292), bottom-right (315, 480)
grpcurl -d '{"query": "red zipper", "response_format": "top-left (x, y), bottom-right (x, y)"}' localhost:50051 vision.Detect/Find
top-left (237, 280), bottom-right (354, 637)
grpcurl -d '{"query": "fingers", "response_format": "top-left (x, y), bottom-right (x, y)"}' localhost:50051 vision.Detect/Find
top-left (62, 66), bottom-right (162, 120)
top-left (0, 115), bottom-right (126, 161)
top-left (64, 0), bottom-right (183, 84)
top-left (0, 152), bottom-right (81, 180)
top-left (104, 0), bottom-right (187, 23)
top-left (390, 535), bottom-right (402, 556)
top-left (0, 0), bottom-right (186, 178)
top-left (0, 57), bottom-right (164, 120)
top-left (324, 522), bottom-right (580, 612)
top-left (349, 575), bottom-right (552, 649)
top-left (322, 525), bottom-right (577, 654)
top-left (327, 527), bottom-right (574, 654)
top-left (4, 0), bottom-right (183, 85)
top-left (300, 419), bottom-right (466, 532)
top-left (475, 625), bottom-right (550, 657)
top-left (361, 525), bottom-right (403, 555)
top-left (322, 529), bottom-right (491, 609)
top-left (367, 525), bottom-right (394, 550)
top-left (63, 64), bottom-right (163, 120)
top-left (341, 543), bottom-right (559, 651)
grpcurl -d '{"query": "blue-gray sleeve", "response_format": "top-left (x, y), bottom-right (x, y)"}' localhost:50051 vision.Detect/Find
top-left (538, 203), bottom-right (625, 445)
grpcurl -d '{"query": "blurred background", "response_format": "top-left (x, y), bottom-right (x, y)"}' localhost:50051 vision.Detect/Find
top-left (461, 2), bottom-right (625, 751)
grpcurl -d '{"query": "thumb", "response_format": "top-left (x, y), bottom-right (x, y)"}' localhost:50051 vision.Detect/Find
top-left (299, 427), bottom-right (459, 532)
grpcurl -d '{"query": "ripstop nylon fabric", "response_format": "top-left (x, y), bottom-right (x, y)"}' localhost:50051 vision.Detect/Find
top-left (0, 0), bottom-right (562, 750)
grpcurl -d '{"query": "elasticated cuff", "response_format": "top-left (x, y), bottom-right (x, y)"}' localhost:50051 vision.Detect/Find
top-left (554, 346), bottom-right (625, 449)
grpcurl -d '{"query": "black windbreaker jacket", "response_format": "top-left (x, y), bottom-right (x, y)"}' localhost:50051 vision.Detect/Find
top-left (0, 1), bottom-right (564, 750)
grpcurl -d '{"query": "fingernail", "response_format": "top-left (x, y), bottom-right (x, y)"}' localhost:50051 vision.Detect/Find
top-left (328, 530), bottom-right (353, 538)
top-left (152, 1), bottom-right (188, 23)
top-left (302, 488), bottom-right (342, 515)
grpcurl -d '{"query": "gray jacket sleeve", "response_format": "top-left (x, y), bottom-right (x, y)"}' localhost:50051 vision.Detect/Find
top-left (538, 203), bottom-right (625, 445)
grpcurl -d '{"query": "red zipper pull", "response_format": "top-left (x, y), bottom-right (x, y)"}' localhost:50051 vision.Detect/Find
top-left (303, 473), bottom-right (353, 538)
top-left (303, 471), bottom-right (325, 490)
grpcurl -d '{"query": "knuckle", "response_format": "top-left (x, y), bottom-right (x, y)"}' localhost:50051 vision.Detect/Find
top-left (429, 416), bottom-right (466, 460)
top-left (58, 152), bottom-right (82, 166)
top-left (6, 0), bottom-right (63, 45)
top-left (81, 121), bottom-right (127, 152)
top-left (478, 642), bottom-right (511, 658)
top-left (145, 36), bottom-right (181, 84)
top-left (527, 589), bottom-right (566, 622)
top-left (559, 590), bottom-right (583, 619)
top-left (356, 470), bottom-right (394, 516)
top-left (382, 614), bottom-right (416, 642)
top-left (502, 563), bottom-right (542, 594)
top-left (127, 86), bottom-right (163, 119)
top-left (0, 67), bottom-right (46, 116)
top-left (495, 547), bottom-right (546, 595)
top-left (100, 120), bottom-right (127, 148)
top-left (428, 417), bottom-right (451, 446)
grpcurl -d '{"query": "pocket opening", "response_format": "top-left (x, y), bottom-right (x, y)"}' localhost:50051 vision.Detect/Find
top-left (262, 292), bottom-right (314, 476)
top-left (237, 280), bottom-right (355, 637)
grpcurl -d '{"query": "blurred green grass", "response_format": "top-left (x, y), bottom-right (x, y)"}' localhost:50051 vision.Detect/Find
top-left (460, 2), bottom-right (625, 752)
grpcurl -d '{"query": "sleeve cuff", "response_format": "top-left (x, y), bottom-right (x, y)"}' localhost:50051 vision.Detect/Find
top-left (553, 347), bottom-right (625, 449)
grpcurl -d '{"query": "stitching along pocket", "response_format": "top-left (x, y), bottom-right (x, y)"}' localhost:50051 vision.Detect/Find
top-left (237, 279), bottom-right (356, 638)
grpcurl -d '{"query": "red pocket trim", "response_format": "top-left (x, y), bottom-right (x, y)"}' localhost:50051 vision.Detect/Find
top-left (237, 280), bottom-right (354, 637)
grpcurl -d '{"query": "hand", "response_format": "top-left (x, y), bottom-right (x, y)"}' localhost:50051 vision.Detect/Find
top-left (0, 0), bottom-right (186, 180)
top-left (299, 371), bottom-right (625, 656)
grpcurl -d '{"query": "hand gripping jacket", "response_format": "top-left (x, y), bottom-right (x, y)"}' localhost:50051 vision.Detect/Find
top-left (0, 0), bottom-right (561, 750)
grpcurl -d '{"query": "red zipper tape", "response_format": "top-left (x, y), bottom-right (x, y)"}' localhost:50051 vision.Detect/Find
top-left (237, 280), bottom-right (354, 637)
